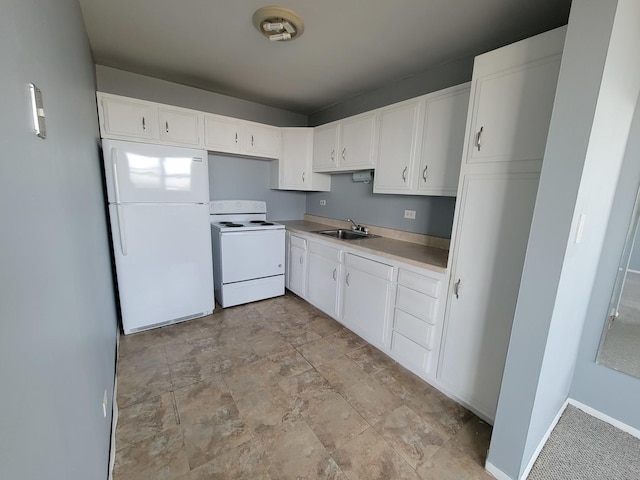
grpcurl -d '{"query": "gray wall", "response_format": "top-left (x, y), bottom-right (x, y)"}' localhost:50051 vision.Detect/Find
top-left (570, 94), bottom-right (640, 430)
top-left (308, 56), bottom-right (473, 126)
top-left (0, 1), bottom-right (118, 479)
top-left (209, 154), bottom-right (307, 220)
top-left (96, 65), bottom-right (308, 127)
top-left (488, 1), bottom-right (640, 478)
top-left (306, 174), bottom-right (456, 238)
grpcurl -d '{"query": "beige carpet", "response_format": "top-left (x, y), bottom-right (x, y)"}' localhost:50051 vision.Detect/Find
top-left (528, 405), bottom-right (640, 480)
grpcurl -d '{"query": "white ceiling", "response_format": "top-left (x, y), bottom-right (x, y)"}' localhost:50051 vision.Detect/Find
top-left (78, 0), bottom-right (571, 115)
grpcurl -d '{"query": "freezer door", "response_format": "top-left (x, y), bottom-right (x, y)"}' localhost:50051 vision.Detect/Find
top-left (103, 139), bottom-right (209, 204)
top-left (219, 230), bottom-right (285, 284)
top-left (109, 203), bottom-right (214, 333)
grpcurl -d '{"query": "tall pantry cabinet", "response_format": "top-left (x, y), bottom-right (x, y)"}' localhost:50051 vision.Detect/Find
top-left (438, 26), bottom-right (567, 421)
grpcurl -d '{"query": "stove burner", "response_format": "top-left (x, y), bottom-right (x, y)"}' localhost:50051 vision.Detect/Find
top-left (249, 220), bottom-right (275, 226)
top-left (219, 221), bottom-right (234, 225)
top-left (226, 223), bottom-right (243, 227)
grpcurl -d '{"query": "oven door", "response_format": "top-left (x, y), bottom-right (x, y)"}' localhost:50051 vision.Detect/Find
top-left (219, 229), bottom-right (285, 284)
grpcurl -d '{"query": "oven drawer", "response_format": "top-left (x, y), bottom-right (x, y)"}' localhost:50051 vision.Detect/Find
top-left (219, 229), bottom-right (285, 283)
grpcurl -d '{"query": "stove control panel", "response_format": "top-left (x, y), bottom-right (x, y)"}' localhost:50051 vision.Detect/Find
top-left (209, 200), bottom-right (266, 215)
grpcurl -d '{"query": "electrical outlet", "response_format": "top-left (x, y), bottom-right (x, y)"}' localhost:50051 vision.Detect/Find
top-left (102, 389), bottom-right (108, 418)
top-left (404, 209), bottom-right (416, 219)
top-left (319, 200), bottom-right (326, 206)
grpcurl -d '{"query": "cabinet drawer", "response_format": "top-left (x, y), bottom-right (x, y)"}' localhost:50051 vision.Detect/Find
top-left (394, 309), bottom-right (433, 349)
top-left (396, 285), bottom-right (436, 324)
top-left (390, 331), bottom-right (430, 373)
top-left (345, 253), bottom-right (393, 280)
top-left (398, 269), bottom-right (441, 298)
top-left (308, 241), bottom-right (341, 262)
top-left (290, 235), bottom-right (307, 250)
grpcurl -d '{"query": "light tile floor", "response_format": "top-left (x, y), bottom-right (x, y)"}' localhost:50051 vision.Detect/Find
top-left (113, 293), bottom-right (493, 480)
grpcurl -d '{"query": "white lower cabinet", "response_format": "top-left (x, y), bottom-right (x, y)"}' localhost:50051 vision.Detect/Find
top-left (342, 254), bottom-right (393, 348)
top-left (306, 241), bottom-right (341, 318)
top-left (288, 235), bottom-right (307, 297)
top-left (284, 231), bottom-right (447, 386)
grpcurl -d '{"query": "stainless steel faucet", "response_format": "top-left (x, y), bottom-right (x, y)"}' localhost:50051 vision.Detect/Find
top-left (347, 218), bottom-right (368, 234)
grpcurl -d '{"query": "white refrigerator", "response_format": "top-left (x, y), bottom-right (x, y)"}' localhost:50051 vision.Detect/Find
top-left (103, 139), bottom-right (214, 334)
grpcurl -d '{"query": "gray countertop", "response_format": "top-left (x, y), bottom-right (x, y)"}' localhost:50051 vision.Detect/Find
top-left (278, 220), bottom-right (449, 273)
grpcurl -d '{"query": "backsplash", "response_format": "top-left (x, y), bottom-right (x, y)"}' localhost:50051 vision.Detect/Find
top-left (306, 173), bottom-right (456, 238)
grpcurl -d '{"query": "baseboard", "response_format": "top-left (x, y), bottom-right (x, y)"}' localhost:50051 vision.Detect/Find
top-left (568, 398), bottom-right (640, 440)
top-left (485, 462), bottom-right (514, 480)
top-left (108, 334), bottom-right (120, 480)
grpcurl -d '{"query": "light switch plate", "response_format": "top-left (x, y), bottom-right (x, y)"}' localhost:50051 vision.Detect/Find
top-left (404, 210), bottom-right (416, 219)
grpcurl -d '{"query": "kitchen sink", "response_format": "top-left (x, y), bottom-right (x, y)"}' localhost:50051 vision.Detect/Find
top-left (313, 229), bottom-right (380, 240)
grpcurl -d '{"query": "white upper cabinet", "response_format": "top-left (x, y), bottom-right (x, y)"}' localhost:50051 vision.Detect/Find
top-left (373, 99), bottom-right (423, 193)
top-left (374, 83), bottom-right (470, 196)
top-left (158, 107), bottom-right (201, 146)
top-left (99, 94), bottom-right (159, 141)
top-left (417, 86), bottom-right (470, 196)
top-left (465, 47), bottom-right (562, 166)
top-left (312, 123), bottom-right (340, 170)
top-left (270, 128), bottom-right (330, 191)
top-left (246, 123), bottom-right (280, 158)
top-left (312, 112), bottom-right (376, 173)
top-left (204, 115), bottom-right (246, 154)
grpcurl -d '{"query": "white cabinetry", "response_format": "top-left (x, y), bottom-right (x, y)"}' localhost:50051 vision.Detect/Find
top-left (342, 253), bottom-right (393, 347)
top-left (204, 115), bottom-right (280, 159)
top-left (373, 84), bottom-right (470, 196)
top-left (306, 241), bottom-right (341, 318)
top-left (373, 99), bottom-right (422, 192)
top-left (98, 94), bottom-right (159, 141)
top-left (158, 107), bottom-right (201, 146)
top-left (312, 112), bottom-right (377, 173)
top-left (288, 234), bottom-right (307, 297)
top-left (438, 27), bottom-right (566, 421)
top-left (270, 128), bottom-right (331, 191)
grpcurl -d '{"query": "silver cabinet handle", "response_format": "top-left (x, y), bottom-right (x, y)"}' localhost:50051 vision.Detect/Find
top-left (476, 126), bottom-right (484, 151)
top-left (346, 272), bottom-right (350, 286)
top-left (302, 172), bottom-right (305, 183)
top-left (454, 279), bottom-right (461, 299)
top-left (422, 165), bottom-right (428, 182)
top-left (332, 268), bottom-right (337, 280)
top-left (142, 116), bottom-right (146, 131)
top-left (235, 132), bottom-right (238, 144)
top-left (342, 147), bottom-right (346, 160)
top-left (251, 135), bottom-right (255, 146)
top-left (402, 166), bottom-right (407, 182)
top-left (331, 150), bottom-right (335, 162)
top-left (165, 121), bottom-right (169, 134)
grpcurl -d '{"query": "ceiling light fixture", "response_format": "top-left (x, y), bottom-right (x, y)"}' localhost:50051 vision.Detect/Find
top-left (253, 6), bottom-right (304, 42)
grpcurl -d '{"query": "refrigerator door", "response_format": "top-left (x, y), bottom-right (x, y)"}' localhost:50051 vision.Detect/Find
top-left (103, 139), bottom-right (209, 204)
top-left (109, 203), bottom-right (214, 333)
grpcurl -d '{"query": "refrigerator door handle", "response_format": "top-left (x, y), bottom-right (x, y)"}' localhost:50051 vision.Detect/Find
top-left (115, 205), bottom-right (128, 256)
top-left (111, 147), bottom-right (121, 204)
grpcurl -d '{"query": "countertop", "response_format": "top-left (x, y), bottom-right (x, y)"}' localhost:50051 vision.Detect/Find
top-left (278, 220), bottom-right (449, 273)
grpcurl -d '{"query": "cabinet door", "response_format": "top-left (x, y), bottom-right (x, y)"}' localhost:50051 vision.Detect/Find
top-left (313, 123), bottom-right (340, 171)
top-left (307, 252), bottom-right (340, 318)
top-left (288, 244), bottom-right (307, 298)
top-left (247, 124), bottom-right (280, 158)
top-left (204, 115), bottom-right (245, 154)
top-left (373, 100), bottom-right (422, 193)
top-left (101, 96), bottom-right (158, 140)
top-left (159, 107), bottom-right (201, 146)
top-left (417, 87), bottom-right (470, 196)
top-left (439, 173), bottom-right (539, 420)
top-left (467, 59), bottom-right (561, 165)
top-left (280, 128), bottom-right (311, 189)
top-left (342, 261), bottom-right (392, 348)
top-left (340, 113), bottom-right (376, 170)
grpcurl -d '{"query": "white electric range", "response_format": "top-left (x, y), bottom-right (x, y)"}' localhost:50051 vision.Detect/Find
top-left (210, 200), bottom-right (285, 307)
